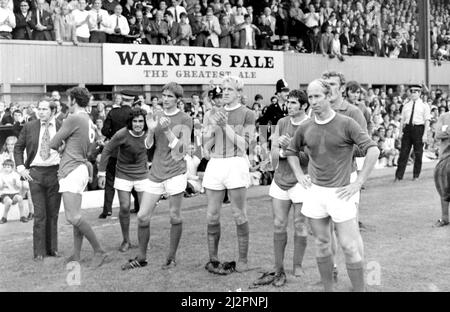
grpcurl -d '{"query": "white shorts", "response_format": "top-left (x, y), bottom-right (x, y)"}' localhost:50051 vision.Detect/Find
top-left (146, 174), bottom-right (187, 196)
top-left (114, 177), bottom-right (151, 193)
top-left (355, 157), bottom-right (365, 171)
top-left (269, 181), bottom-right (307, 203)
top-left (59, 164), bottom-right (89, 194)
top-left (302, 183), bottom-right (359, 223)
top-left (202, 157), bottom-right (250, 191)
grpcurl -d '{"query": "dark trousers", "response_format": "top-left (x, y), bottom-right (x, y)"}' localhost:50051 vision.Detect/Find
top-left (395, 125), bottom-right (424, 180)
top-left (107, 34), bottom-right (125, 43)
top-left (90, 31), bottom-right (106, 43)
top-left (29, 166), bottom-right (62, 257)
top-left (103, 157), bottom-right (139, 214)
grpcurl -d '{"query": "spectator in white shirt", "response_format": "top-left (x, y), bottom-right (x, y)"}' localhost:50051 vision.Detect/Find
top-left (88, 0), bottom-right (109, 43)
top-left (0, 0), bottom-right (16, 39)
top-left (72, 0), bottom-right (90, 42)
top-left (167, 0), bottom-right (187, 24)
top-left (303, 3), bottom-right (320, 28)
top-left (106, 4), bottom-right (130, 43)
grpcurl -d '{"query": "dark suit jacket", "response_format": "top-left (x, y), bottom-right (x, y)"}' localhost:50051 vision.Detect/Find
top-left (167, 21), bottom-right (182, 43)
top-left (369, 35), bottom-right (385, 57)
top-left (147, 19), bottom-right (168, 44)
top-left (102, 105), bottom-right (133, 158)
top-left (29, 9), bottom-right (54, 41)
top-left (258, 103), bottom-right (284, 126)
top-left (14, 119), bottom-right (62, 169)
top-left (13, 12), bottom-right (33, 40)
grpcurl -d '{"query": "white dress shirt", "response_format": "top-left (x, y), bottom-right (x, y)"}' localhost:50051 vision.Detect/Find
top-left (107, 14), bottom-right (130, 35)
top-left (168, 5), bottom-right (188, 24)
top-left (30, 118), bottom-right (61, 168)
top-left (401, 98), bottom-right (431, 126)
top-left (88, 8), bottom-right (109, 32)
top-left (71, 9), bottom-right (90, 38)
top-left (0, 6), bottom-right (15, 32)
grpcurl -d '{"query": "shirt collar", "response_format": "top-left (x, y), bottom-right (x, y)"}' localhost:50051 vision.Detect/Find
top-left (165, 109), bottom-right (180, 116)
top-left (224, 103), bottom-right (241, 111)
top-left (315, 111), bottom-right (336, 125)
top-left (41, 117), bottom-right (56, 126)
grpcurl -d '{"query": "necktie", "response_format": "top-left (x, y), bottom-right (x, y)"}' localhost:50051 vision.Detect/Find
top-left (97, 12), bottom-right (101, 29)
top-left (40, 122), bottom-right (51, 160)
top-left (175, 7), bottom-right (178, 23)
top-left (282, 104), bottom-right (286, 113)
top-left (116, 16), bottom-right (119, 28)
top-left (408, 101), bottom-right (416, 125)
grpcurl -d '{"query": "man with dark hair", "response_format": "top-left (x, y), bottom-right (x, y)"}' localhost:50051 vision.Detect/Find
top-left (50, 87), bottom-right (109, 267)
top-left (252, 89), bottom-right (310, 288)
top-left (122, 82), bottom-right (192, 270)
top-left (14, 98), bottom-right (62, 261)
top-left (100, 90), bottom-right (139, 218)
top-left (395, 85), bottom-right (431, 181)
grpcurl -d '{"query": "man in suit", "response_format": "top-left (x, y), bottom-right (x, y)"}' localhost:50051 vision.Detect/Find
top-left (12, 0), bottom-right (32, 40)
top-left (164, 10), bottom-right (181, 45)
top-left (0, 101), bottom-right (14, 125)
top-left (14, 98), bottom-right (62, 261)
top-left (100, 90), bottom-right (139, 218)
top-left (29, 0), bottom-right (53, 41)
top-left (146, 10), bottom-right (168, 45)
top-left (370, 29), bottom-right (385, 57)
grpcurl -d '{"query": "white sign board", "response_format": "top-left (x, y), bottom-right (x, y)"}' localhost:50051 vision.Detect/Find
top-left (102, 44), bottom-right (284, 85)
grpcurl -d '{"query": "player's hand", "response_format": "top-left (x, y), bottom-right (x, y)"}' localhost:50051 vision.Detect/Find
top-left (297, 174), bottom-right (311, 189)
top-left (336, 181), bottom-right (362, 201)
top-left (159, 116), bottom-right (171, 130)
top-left (58, 141), bottom-right (66, 154)
top-left (98, 176), bottom-right (106, 189)
top-left (19, 169), bottom-right (33, 182)
top-left (214, 111), bottom-right (228, 128)
top-left (146, 112), bottom-right (159, 131)
top-left (278, 134), bottom-right (291, 149)
top-left (422, 133), bottom-right (428, 143)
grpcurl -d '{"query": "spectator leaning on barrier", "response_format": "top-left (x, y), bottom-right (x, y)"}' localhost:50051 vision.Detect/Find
top-left (106, 4), bottom-right (129, 43)
top-left (0, 0), bottom-right (16, 39)
top-left (12, 0), bottom-right (32, 40)
top-left (72, 0), bottom-right (90, 43)
top-left (30, 0), bottom-right (53, 41)
top-left (54, 2), bottom-right (77, 45)
top-left (88, 0), bottom-right (109, 43)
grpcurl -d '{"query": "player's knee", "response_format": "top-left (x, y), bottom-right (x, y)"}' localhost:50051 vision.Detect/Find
top-left (66, 214), bottom-right (82, 227)
top-left (137, 213), bottom-right (151, 227)
top-left (314, 236), bottom-right (331, 256)
top-left (119, 208), bottom-right (130, 219)
top-left (294, 221), bottom-right (308, 237)
top-left (232, 207), bottom-right (248, 225)
top-left (206, 210), bottom-right (220, 224)
top-left (3, 197), bottom-right (12, 206)
top-left (340, 239), bottom-right (359, 258)
top-left (273, 217), bottom-right (288, 233)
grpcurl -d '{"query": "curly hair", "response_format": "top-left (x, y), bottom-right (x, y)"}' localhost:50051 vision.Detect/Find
top-left (126, 108), bottom-right (148, 132)
top-left (288, 89), bottom-right (309, 111)
top-left (66, 87), bottom-right (91, 108)
top-left (321, 71), bottom-right (346, 87)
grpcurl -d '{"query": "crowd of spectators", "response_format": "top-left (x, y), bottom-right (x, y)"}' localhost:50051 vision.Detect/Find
top-left (431, 0), bottom-right (450, 66)
top-left (0, 0), bottom-right (421, 59)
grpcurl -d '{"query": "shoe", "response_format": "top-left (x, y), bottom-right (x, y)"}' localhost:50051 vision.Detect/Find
top-left (119, 241), bottom-right (131, 252)
top-left (47, 251), bottom-right (63, 258)
top-left (223, 199), bottom-right (231, 204)
top-left (34, 255), bottom-right (44, 262)
top-left (64, 255), bottom-right (81, 264)
top-left (393, 178), bottom-right (401, 183)
top-left (27, 213), bottom-right (34, 220)
top-left (0, 217), bottom-right (7, 224)
top-left (293, 265), bottom-right (305, 277)
top-left (20, 217), bottom-right (28, 223)
top-left (252, 271), bottom-right (276, 286)
top-left (98, 213), bottom-right (108, 219)
top-left (272, 271), bottom-right (287, 287)
top-left (122, 257), bottom-right (148, 270)
top-left (161, 258), bottom-right (177, 270)
top-left (433, 219), bottom-right (449, 227)
top-left (205, 260), bottom-right (221, 274)
top-left (91, 252), bottom-right (110, 268)
top-left (235, 261), bottom-right (249, 272)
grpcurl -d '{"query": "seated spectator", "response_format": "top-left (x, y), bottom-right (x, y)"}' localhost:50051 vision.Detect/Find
top-left (29, 0), bottom-right (53, 41)
top-left (54, 2), bottom-right (78, 45)
top-left (12, 0), bottom-right (32, 40)
top-left (383, 127), bottom-right (399, 167)
top-left (88, 0), bottom-right (109, 43)
top-left (0, 0), bottom-right (15, 39)
top-left (184, 143), bottom-right (201, 197)
top-left (0, 159), bottom-right (27, 224)
top-left (330, 30), bottom-right (345, 61)
top-left (106, 4), bottom-right (130, 43)
top-left (72, 0), bottom-right (90, 43)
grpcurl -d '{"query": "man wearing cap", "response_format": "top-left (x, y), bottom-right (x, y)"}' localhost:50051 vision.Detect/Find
top-left (258, 79), bottom-right (287, 134)
top-left (395, 85), bottom-right (431, 182)
top-left (99, 90), bottom-right (139, 218)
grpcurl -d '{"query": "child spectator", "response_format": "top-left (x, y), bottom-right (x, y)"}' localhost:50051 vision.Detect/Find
top-left (184, 143), bottom-right (201, 197)
top-left (383, 128), bottom-right (399, 167)
top-left (178, 12), bottom-right (192, 46)
top-left (0, 159), bottom-right (27, 224)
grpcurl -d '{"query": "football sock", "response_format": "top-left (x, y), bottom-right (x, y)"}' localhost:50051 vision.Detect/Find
top-left (317, 255), bottom-right (334, 292)
top-left (167, 222), bottom-right (182, 260)
top-left (207, 223), bottom-right (221, 261)
top-left (137, 223), bottom-right (150, 261)
top-left (274, 232), bottom-right (287, 273)
top-left (293, 234), bottom-right (307, 267)
top-left (346, 261), bottom-right (365, 292)
top-left (77, 219), bottom-right (103, 253)
top-left (236, 222), bottom-right (249, 263)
